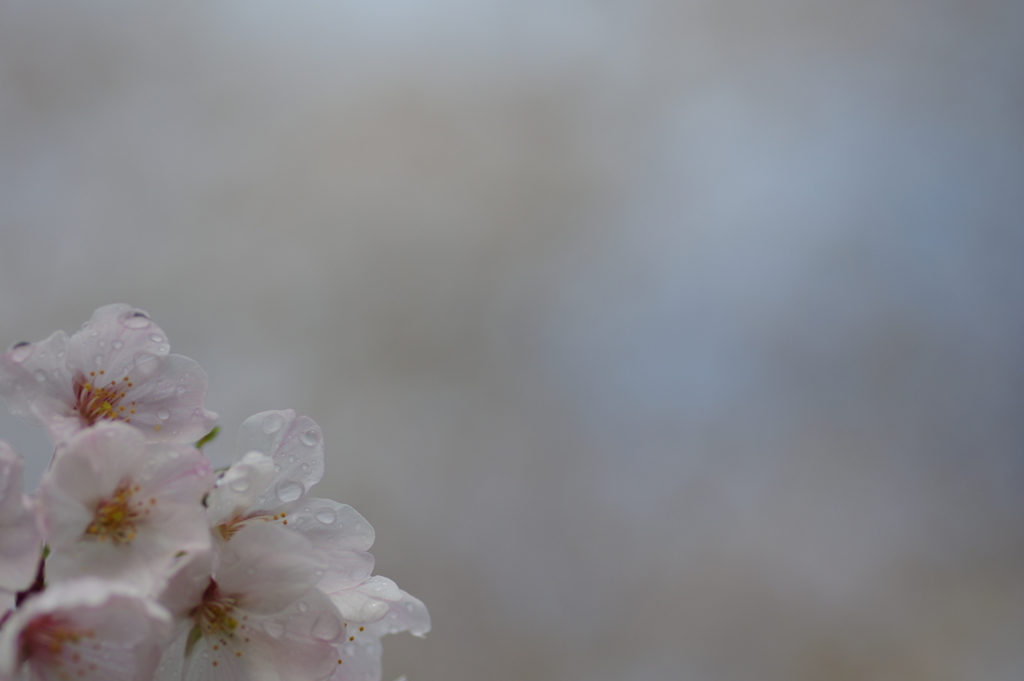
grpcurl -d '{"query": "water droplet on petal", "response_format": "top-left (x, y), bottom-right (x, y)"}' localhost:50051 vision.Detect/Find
top-left (276, 480), bottom-right (304, 503)
top-left (300, 463), bottom-right (308, 471)
top-left (112, 340), bottom-right (124, 350)
top-left (314, 507), bottom-right (337, 525)
top-left (94, 355), bottom-right (104, 367)
top-left (168, 449), bottom-right (180, 459)
top-left (157, 408), bottom-right (171, 421)
top-left (122, 314), bottom-right (151, 330)
top-left (33, 370), bottom-right (46, 383)
top-left (297, 601), bottom-right (309, 612)
top-left (300, 429), bottom-right (320, 447)
top-left (175, 385), bottom-right (187, 395)
top-left (287, 455), bottom-right (295, 463)
top-left (405, 602), bottom-right (415, 612)
top-left (157, 345), bottom-right (169, 354)
top-left (230, 477), bottom-right (250, 493)
top-left (262, 413), bottom-right (285, 434)
top-left (134, 353), bottom-right (159, 377)
top-left (344, 643), bottom-right (357, 656)
top-left (98, 340), bottom-right (106, 348)
top-left (311, 613), bottom-right (342, 641)
top-left (150, 334), bottom-right (163, 343)
top-left (263, 620), bottom-right (285, 638)
top-left (8, 343), bottom-right (33, 363)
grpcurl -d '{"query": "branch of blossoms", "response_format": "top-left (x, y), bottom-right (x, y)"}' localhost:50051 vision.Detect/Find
top-left (0, 306), bottom-right (429, 681)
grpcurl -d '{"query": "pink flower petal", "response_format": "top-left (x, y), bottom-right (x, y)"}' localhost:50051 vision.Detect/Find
top-left (0, 441), bottom-right (43, 592)
top-left (234, 410), bottom-right (325, 513)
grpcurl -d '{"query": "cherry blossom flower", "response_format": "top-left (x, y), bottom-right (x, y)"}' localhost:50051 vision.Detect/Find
top-left (155, 523), bottom-right (345, 681)
top-left (206, 411), bottom-right (376, 605)
top-left (0, 577), bottom-right (171, 681)
top-left (0, 304), bottom-right (217, 447)
top-left (40, 422), bottom-right (214, 593)
top-left (0, 441), bottom-right (43, 595)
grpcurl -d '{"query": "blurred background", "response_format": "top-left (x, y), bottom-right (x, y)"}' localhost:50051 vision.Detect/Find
top-left (1, 1), bottom-right (1023, 679)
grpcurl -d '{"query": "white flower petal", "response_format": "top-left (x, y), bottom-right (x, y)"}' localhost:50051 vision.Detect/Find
top-left (234, 410), bottom-right (324, 513)
top-left (0, 442), bottom-right (42, 592)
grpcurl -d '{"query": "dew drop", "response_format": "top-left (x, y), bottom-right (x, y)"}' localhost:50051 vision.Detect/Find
top-left (229, 477), bottom-right (251, 493)
top-left (94, 355), bottom-right (104, 367)
top-left (300, 429), bottom-right (320, 447)
top-left (168, 449), bottom-right (180, 459)
top-left (150, 334), bottom-right (163, 343)
top-left (175, 385), bottom-right (187, 395)
top-left (276, 480), bottom-right (304, 503)
top-left (33, 369), bottom-right (46, 383)
top-left (311, 613), bottom-right (342, 641)
top-left (314, 507), bottom-right (337, 525)
top-left (98, 340), bottom-right (106, 348)
top-left (263, 621), bottom-right (285, 639)
top-left (112, 340), bottom-right (124, 350)
top-left (287, 455), bottom-right (295, 463)
top-left (157, 345), bottom-right (169, 354)
top-left (262, 413), bottom-right (285, 434)
top-left (157, 408), bottom-right (171, 421)
top-left (405, 602), bottom-right (415, 612)
top-left (344, 643), bottom-right (357, 656)
top-left (7, 343), bottom-right (32, 363)
top-left (122, 314), bottom-right (151, 330)
top-left (274, 464), bottom-right (281, 472)
top-left (297, 601), bottom-right (309, 613)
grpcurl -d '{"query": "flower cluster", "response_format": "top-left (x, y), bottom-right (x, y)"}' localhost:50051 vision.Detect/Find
top-left (0, 305), bottom-right (429, 681)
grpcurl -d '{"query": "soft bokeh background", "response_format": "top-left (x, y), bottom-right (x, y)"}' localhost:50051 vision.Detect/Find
top-left (2, 1), bottom-right (1023, 680)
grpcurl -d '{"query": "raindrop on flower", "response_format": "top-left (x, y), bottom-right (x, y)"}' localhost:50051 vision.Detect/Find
top-left (230, 477), bottom-right (251, 493)
top-left (122, 314), bottom-right (151, 329)
top-left (297, 601), bottom-right (309, 612)
top-left (7, 342), bottom-right (32, 363)
top-left (157, 408), bottom-right (171, 420)
top-left (112, 340), bottom-right (124, 349)
top-left (175, 385), bottom-right (187, 395)
top-left (263, 620), bottom-right (285, 638)
top-left (262, 413), bottom-right (285, 434)
top-left (150, 334), bottom-right (163, 343)
top-left (300, 429), bottom-right (320, 447)
top-left (33, 369), bottom-right (46, 383)
top-left (94, 355), bottom-right (104, 367)
top-left (314, 507), bottom-right (337, 525)
top-left (276, 480), bottom-right (304, 503)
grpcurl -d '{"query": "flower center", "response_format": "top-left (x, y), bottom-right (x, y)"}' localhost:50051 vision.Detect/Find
top-left (85, 481), bottom-right (150, 544)
top-left (21, 615), bottom-right (96, 661)
top-left (73, 371), bottom-right (136, 425)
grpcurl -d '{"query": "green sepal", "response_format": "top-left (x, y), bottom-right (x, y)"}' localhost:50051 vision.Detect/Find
top-left (195, 426), bottom-right (220, 450)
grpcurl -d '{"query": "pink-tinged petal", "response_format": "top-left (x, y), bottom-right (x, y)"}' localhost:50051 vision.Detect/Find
top-left (206, 452), bottom-right (277, 527)
top-left (330, 631), bottom-right (383, 681)
top-left (217, 524), bottom-right (326, 615)
top-left (158, 551), bottom-right (216, 621)
top-left (0, 578), bottom-right (171, 681)
top-left (41, 423), bottom-right (213, 592)
top-left (165, 587), bottom-right (344, 681)
top-left (0, 331), bottom-right (80, 441)
top-left (234, 411), bottom-right (324, 514)
top-left (283, 500), bottom-right (375, 553)
top-left (0, 442), bottom-right (43, 592)
top-left (116, 355), bottom-right (218, 443)
top-left (1, 305), bottom-right (217, 446)
top-left (325, 577), bottom-right (430, 636)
